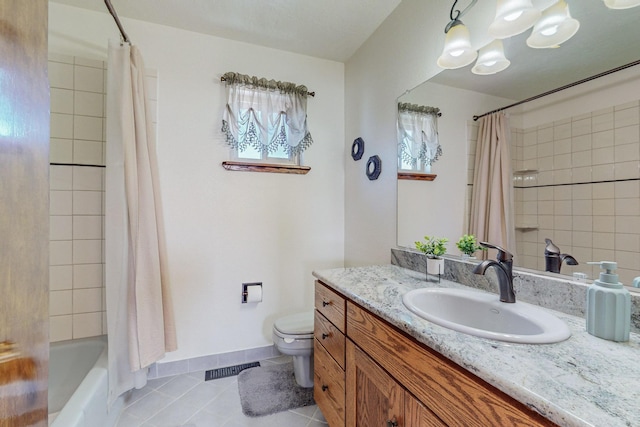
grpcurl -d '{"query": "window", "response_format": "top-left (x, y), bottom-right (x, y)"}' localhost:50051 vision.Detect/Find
top-left (397, 103), bottom-right (441, 174)
top-left (221, 72), bottom-right (313, 168)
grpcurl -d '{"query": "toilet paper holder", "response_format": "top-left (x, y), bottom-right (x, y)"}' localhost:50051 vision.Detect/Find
top-left (242, 282), bottom-right (262, 303)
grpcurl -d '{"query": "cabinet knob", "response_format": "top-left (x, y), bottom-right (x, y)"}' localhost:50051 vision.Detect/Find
top-left (322, 300), bottom-right (330, 307)
top-left (387, 417), bottom-right (398, 427)
top-left (321, 333), bottom-right (329, 339)
top-left (321, 384), bottom-right (328, 392)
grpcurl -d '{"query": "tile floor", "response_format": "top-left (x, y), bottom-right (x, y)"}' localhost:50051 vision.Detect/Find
top-left (115, 356), bottom-right (327, 427)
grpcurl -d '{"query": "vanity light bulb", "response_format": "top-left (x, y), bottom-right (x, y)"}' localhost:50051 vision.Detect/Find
top-left (541, 25), bottom-right (559, 36)
top-left (503, 10), bottom-right (524, 21)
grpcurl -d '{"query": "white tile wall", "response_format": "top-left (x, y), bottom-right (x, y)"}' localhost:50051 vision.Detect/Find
top-left (49, 54), bottom-right (107, 342)
top-left (48, 54), bottom-right (159, 342)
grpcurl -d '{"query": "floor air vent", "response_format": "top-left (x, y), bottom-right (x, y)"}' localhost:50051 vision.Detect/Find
top-left (205, 361), bottom-right (260, 381)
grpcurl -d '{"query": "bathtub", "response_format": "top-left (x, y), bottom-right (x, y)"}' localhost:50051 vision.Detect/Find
top-left (48, 337), bottom-right (122, 427)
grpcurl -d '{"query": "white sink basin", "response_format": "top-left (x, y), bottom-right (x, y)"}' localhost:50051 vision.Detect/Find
top-left (402, 288), bottom-right (571, 344)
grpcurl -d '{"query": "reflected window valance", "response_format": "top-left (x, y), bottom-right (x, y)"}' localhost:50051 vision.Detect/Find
top-left (221, 72), bottom-right (313, 156)
top-left (397, 103), bottom-right (442, 170)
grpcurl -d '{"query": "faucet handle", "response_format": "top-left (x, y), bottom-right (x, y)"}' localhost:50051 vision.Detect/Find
top-left (479, 242), bottom-right (513, 262)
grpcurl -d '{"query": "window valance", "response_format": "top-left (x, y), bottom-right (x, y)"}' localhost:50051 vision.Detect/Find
top-left (397, 102), bottom-right (442, 169)
top-left (221, 72), bottom-right (313, 156)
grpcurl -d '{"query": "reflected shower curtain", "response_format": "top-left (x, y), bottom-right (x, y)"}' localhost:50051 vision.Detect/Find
top-left (106, 40), bottom-right (177, 406)
top-left (469, 112), bottom-right (517, 260)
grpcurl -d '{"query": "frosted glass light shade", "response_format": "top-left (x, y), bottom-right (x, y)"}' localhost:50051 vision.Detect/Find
top-left (526, 0), bottom-right (579, 48)
top-left (489, 0), bottom-right (542, 39)
top-left (604, 0), bottom-right (640, 9)
top-left (532, 0), bottom-right (560, 10)
top-left (437, 22), bottom-right (478, 69)
top-left (472, 40), bottom-right (511, 75)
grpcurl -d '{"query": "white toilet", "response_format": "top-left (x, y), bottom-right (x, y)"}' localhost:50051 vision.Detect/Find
top-left (272, 311), bottom-right (314, 388)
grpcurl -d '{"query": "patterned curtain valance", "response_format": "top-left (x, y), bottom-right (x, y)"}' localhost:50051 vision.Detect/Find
top-left (397, 103), bottom-right (442, 169)
top-left (221, 72), bottom-right (313, 156)
top-left (221, 72), bottom-right (311, 97)
top-left (398, 102), bottom-right (441, 116)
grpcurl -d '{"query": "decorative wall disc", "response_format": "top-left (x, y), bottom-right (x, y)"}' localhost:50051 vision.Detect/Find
top-left (351, 137), bottom-right (365, 161)
top-left (366, 155), bottom-right (381, 180)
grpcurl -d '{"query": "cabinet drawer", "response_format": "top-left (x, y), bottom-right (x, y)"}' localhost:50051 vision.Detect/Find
top-left (314, 339), bottom-right (345, 427)
top-left (314, 281), bottom-right (346, 333)
top-left (315, 310), bottom-right (345, 369)
top-left (347, 302), bottom-right (555, 427)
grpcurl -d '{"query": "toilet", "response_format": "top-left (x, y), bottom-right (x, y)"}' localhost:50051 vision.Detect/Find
top-left (272, 311), bottom-right (314, 388)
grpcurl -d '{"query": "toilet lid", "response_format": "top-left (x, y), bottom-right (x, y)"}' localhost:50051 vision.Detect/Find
top-left (274, 312), bottom-right (314, 336)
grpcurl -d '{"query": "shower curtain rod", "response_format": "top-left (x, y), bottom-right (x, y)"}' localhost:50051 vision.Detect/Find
top-left (473, 58), bottom-right (640, 121)
top-left (104, 0), bottom-right (130, 43)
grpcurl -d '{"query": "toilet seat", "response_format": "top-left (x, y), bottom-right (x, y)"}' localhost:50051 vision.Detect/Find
top-left (273, 312), bottom-right (314, 340)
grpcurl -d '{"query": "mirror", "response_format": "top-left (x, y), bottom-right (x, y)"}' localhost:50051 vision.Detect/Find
top-left (397, 1), bottom-right (640, 288)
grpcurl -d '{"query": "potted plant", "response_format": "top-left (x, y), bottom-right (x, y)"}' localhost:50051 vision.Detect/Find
top-left (415, 235), bottom-right (448, 275)
top-left (456, 234), bottom-right (484, 259)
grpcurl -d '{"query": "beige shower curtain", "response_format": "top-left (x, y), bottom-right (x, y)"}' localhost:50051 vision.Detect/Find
top-left (469, 112), bottom-right (517, 260)
top-left (106, 40), bottom-right (177, 406)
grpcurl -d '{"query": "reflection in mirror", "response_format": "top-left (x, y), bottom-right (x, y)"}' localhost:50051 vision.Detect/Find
top-left (397, 2), bottom-right (640, 289)
top-left (397, 103), bottom-right (441, 174)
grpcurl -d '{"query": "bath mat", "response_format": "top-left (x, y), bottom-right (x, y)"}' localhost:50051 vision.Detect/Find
top-left (237, 362), bottom-right (314, 417)
top-left (205, 362), bottom-right (260, 381)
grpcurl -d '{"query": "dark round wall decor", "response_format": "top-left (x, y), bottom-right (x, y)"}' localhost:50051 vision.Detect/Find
top-left (366, 155), bottom-right (381, 180)
top-left (351, 137), bottom-right (365, 161)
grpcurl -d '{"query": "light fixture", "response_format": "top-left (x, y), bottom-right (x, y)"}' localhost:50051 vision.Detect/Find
top-left (603, 0), bottom-right (640, 9)
top-left (472, 39), bottom-right (511, 75)
top-left (437, 0), bottom-right (478, 69)
top-left (526, 0), bottom-right (579, 48)
top-left (488, 0), bottom-right (542, 39)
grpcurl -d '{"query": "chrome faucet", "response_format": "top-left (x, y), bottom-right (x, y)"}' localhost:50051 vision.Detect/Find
top-left (544, 238), bottom-right (578, 274)
top-left (472, 242), bottom-right (516, 303)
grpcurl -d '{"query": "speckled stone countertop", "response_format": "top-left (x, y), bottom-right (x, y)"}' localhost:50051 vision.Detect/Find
top-left (312, 265), bottom-right (640, 427)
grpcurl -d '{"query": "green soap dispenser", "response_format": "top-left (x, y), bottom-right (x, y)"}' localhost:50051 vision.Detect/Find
top-left (586, 261), bottom-right (630, 342)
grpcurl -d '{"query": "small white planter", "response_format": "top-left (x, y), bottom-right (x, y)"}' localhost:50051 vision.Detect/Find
top-left (426, 257), bottom-right (444, 275)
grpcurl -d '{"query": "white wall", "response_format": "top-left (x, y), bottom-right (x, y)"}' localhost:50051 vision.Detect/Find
top-left (344, 0), bottom-right (496, 266)
top-left (49, 3), bottom-right (345, 363)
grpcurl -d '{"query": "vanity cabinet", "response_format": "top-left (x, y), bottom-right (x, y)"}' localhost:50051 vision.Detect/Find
top-left (314, 281), bottom-right (346, 426)
top-left (313, 279), bottom-right (556, 427)
top-left (346, 301), bottom-right (555, 427)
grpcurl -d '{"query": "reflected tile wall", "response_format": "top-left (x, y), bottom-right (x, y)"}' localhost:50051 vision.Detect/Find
top-left (513, 101), bottom-right (640, 285)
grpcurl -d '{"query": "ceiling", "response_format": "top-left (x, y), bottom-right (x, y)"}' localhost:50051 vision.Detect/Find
top-left (429, 1), bottom-right (640, 101)
top-left (50, 0), bottom-right (401, 62)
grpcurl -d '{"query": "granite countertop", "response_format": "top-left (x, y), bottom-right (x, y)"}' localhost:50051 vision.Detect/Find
top-left (313, 264), bottom-right (640, 427)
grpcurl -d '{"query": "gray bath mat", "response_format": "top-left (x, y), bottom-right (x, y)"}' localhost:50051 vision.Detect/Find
top-left (237, 362), bottom-right (314, 417)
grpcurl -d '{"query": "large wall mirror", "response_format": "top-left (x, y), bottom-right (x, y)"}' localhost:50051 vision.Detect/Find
top-left (397, 1), bottom-right (640, 289)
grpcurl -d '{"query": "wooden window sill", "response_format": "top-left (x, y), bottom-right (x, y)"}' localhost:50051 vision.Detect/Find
top-left (222, 161), bottom-right (310, 174)
top-left (397, 172), bottom-right (437, 181)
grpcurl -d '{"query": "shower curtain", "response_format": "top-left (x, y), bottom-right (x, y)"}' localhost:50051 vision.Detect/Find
top-left (469, 112), bottom-right (517, 260)
top-left (105, 40), bottom-right (177, 406)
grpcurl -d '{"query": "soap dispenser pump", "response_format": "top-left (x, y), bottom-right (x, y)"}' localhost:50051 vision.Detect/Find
top-left (585, 261), bottom-right (630, 342)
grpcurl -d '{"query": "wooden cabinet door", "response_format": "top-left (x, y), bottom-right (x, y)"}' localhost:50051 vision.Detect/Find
top-left (405, 392), bottom-right (447, 427)
top-left (346, 340), bottom-right (405, 427)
